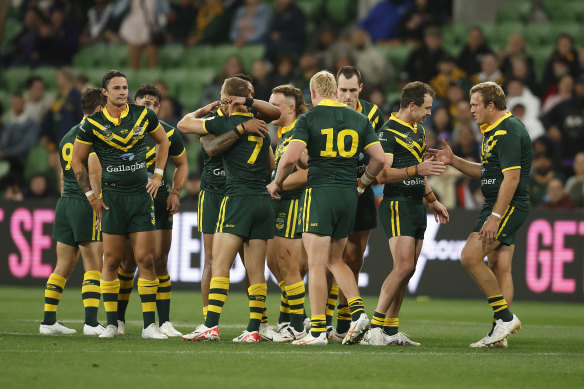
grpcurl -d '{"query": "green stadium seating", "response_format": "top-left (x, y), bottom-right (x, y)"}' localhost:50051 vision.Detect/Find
top-left (488, 23), bottom-right (522, 49)
top-left (1, 18), bottom-right (22, 48)
top-left (523, 23), bottom-right (554, 48)
top-left (441, 22), bottom-right (467, 52)
top-left (551, 23), bottom-right (582, 41)
top-left (1, 67), bottom-right (31, 93)
top-left (130, 68), bottom-right (163, 92)
top-left (99, 44), bottom-right (128, 68)
top-left (73, 44), bottom-right (107, 68)
top-left (495, 1), bottom-right (531, 24)
top-left (30, 67), bottom-right (58, 91)
top-left (378, 45), bottom-right (414, 74)
top-left (182, 45), bottom-right (214, 68)
top-left (324, 0), bottom-right (355, 24)
top-left (528, 45), bottom-right (553, 81)
top-left (205, 44), bottom-right (241, 70)
top-left (297, 0), bottom-right (323, 21)
top-left (159, 43), bottom-right (185, 69)
top-left (24, 142), bottom-right (50, 181)
top-left (239, 44), bottom-right (266, 72)
top-left (545, 3), bottom-right (579, 22)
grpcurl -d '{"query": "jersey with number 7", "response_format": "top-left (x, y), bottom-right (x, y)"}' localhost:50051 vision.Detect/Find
top-left (202, 112), bottom-right (271, 195)
top-left (291, 99), bottom-right (379, 188)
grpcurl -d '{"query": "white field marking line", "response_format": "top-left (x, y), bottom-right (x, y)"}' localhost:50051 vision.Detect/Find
top-left (0, 349), bottom-right (581, 357)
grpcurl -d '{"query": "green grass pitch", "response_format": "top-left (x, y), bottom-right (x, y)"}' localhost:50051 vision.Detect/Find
top-left (0, 285), bottom-right (582, 388)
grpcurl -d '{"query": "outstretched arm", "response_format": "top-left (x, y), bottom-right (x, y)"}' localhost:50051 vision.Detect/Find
top-left (177, 101), bottom-right (221, 135)
top-left (222, 96), bottom-right (281, 122)
top-left (376, 154), bottom-right (446, 184)
top-left (200, 119), bottom-right (269, 157)
top-left (427, 139), bottom-right (482, 179)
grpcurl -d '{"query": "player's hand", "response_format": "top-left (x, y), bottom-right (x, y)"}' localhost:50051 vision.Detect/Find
top-left (357, 178), bottom-right (367, 196)
top-left (242, 119), bottom-right (268, 138)
top-left (89, 197), bottom-right (108, 231)
top-left (478, 215), bottom-right (499, 245)
top-left (146, 175), bottom-right (162, 198)
top-left (221, 95), bottom-right (246, 106)
top-left (267, 181), bottom-right (282, 200)
top-left (426, 140), bottom-right (454, 165)
top-left (167, 192), bottom-right (180, 214)
top-left (195, 101), bottom-right (221, 118)
top-left (428, 200), bottom-right (449, 224)
top-left (417, 159), bottom-right (446, 176)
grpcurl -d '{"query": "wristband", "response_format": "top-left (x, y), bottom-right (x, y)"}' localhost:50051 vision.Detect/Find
top-left (87, 193), bottom-right (97, 202)
top-left (424, 191), bottom-right (437, 203)
top-left (359, 171), bottom-right (375, 187)
top-left (406, 165), bottom-right (418, 178)
top-left (154, 168), bottom-right (164, 176)
top-left (233, 124), bottom-right (245, 136)
top-left (85, 190), bottom-right (94, 198)
top-left (244, 97), bottom-right (254, 107)
top-left (491, 211), bottom-right (502, 218)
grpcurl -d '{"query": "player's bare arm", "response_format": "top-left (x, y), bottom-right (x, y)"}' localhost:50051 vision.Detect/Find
top-left (222, 95), bottom-right (281, 122)
top-left (267, 140), bottom-right (305, 199)
top-left (88, 153), bottom-right (102, 196)
top-left (177, 101), bottom-right (221, 135)
top-left (424, 178), bottom-right (449, 224)
top-left (281, 167), bottom-right (308, 191)
top-left (200, 119), bottom-right (269, 157)
top-left (427, 139), bottom-right (482, 179)
top-left (377, 153), bottom-right (446, 184)
top-left (479, 168), bottom-right (520, 244)
top-left (167, 151), bottom-right (188, 214)
top-left (268, 146), bottom-right (276, 172)
top-left (72, 140), bottom-right (108, 226)
top-left (147, 124), bottom-right (170, 198)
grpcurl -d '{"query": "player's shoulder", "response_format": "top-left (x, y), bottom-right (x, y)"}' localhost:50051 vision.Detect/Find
top-left (505, 114), bottom-right (529, 136)
top-left (159, 119), bottom-right (175, 133)
top-left (359, 98), bottom-right (381, 114)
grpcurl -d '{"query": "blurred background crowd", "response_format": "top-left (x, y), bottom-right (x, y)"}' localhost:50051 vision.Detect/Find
top-left (0, 0), bottom-right (583, 211)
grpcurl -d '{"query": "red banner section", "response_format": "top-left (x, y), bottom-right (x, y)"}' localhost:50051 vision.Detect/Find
top-left (0, 199), bottom-right (582, 301)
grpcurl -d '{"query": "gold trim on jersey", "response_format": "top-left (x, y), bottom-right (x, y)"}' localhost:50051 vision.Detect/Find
top-left (231, 112), bottom-right (253, 117)
top-left (389, 113), bottom-right (417, 133)
top-left (278, 119), bottom-right (297, 138)
top-left (395, 138), bottom-right (423, 163)
top-left (364, 141), bottom-right (380, 150)
top-left (290, 139), bottom-right (307, 146)
top-left (480, 112), bottom-right (512, 134)
top-left (318, 99), bottom-right (347, 108)
top-left (76, 139), bottom-right (93, 145)
top-left (502, 166), bottom-right (520, 172)
top-left (86, 107), bottom-right (150, 152)
top-left (481, 129), bottom-right (508, 163)
top-left (173, 148), bottom-right (186, 158)
top-left (102, 104), bottom-right (130, 125)
top-left (217, 108), bottom-right (225, 116)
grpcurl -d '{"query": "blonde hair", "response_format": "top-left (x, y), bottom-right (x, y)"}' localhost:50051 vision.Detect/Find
top-left (309, 70), bottom-right (337, 98)
top-left (470, 81), bottom-right (507, 110)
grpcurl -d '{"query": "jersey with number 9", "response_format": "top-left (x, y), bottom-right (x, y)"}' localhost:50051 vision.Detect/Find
top-left (291, 99), bottom-right (379, 188)
top-left (60, 120), bottom-right (92, 198)
top-left (203, 112), bottom-right (271, 196)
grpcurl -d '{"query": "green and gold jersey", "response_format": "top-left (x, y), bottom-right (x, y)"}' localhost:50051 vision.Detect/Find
top-left (203, 111), bottom-right (271, 196)
top-left (145, 120), bottom-right (186, 194)
top-left (272, 119), bottom-right (303, 199)
top-left (291, 99), bottom-right (380, 188)
top-left (59, 119), bottom-right (93, 198)
top-left (200, 108), bottom-right (227, 194)
top-left (479, 112), bottom-right (533, 209)
top-left (77, 103), bottom-right (160, 193)
top-left (355, 99), bottom-right (384, 178)
top-left (378, 113), bottom-right (427, 201)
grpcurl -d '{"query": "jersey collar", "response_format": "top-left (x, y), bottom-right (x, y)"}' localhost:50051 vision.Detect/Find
top-left (356, 99), bottom-right (362, 113)
top-left (318, 99), bottom-right (347, 107)
top-left (217, 107), bottom-right (225, 116)
top-left (278, 119), bottom-right (297, 138)
top-left (103, 104), bottom-right (129, 125)
top-left (481, 112), bottom-right (512, 134)
top-left (231, 111), bottom-right (253, 117)
top-left (390, 112), bottom-right (417, 133)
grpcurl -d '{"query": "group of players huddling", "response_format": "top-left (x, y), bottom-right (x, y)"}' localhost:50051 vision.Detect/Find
top-left (39, 64), bottom-right (531, 348)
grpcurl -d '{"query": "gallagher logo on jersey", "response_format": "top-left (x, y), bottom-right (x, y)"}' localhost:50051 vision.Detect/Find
top-left (120, 153), bottom-right (135, 162)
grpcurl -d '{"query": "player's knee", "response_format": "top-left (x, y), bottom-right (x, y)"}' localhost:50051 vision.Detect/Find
top-left (135, 252), bottom-right (154, 270)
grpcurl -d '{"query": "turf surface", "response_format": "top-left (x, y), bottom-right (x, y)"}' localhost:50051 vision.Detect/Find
top-left (0, 286), bottom-right (582, 388)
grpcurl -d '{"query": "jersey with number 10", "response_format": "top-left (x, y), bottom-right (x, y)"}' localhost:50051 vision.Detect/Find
top-left (203, 112), bottom-right (271, 196)
top-left (291, 99), bottom-right (379, 188)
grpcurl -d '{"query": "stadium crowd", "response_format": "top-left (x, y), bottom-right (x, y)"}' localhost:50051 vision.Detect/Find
top-left (1, 0), bottom-right (583, 210)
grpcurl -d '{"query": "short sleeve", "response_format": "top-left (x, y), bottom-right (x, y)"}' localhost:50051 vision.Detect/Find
top-left (369, 104), bottom-right (384, 133)
top-left (378, 126), bottom-right (396, 155)
top-left (290, 114), bottom-right (309, 145)
top-left (497, 133), bottom-right (522, 172)
top-left (203, 116), bottom-right (229, 136)
top-left (76, 121), bottom-right (95, 144)
top-left (145, 107), bottom-right (160, 133)
top-left (168, 127), bottom-right (185, 157)
top-left (362, 120), bottom-right (380, 150)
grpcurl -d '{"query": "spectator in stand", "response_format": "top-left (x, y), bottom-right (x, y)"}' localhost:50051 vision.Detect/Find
top-left (444, 82), bottom-right (466, 125)
top-left (271, 55), bottom-right (295, 88)
top-left (509, 102), bottom-right (545, 141)
top-left (457, 26), bottom-right (493, 76)
top-left (541, 34), bottom-right (579, 100)
top-left (499, 33), bottom-right (534, 81)
top-left (186, 0), bottom-right (228, 46)
top-left (430, 53), bottom-right (469, 101)
top-left (0, 7), bottom-right (43, 67)
top-left (565, 152), bottom-right (584, 208)
top-left (166, 0), bottom-right (199, 44)
top-left (351, 29), bottom-right (393, 88)
top-left (266, 0), bottom-right (305, 61)
top-left (506, 78), bottom-right (540, 126)
top-left (404, 26), bottom-right (449, 83)
top-left (366, 87), bottom-right (391, 120)
top-left (508, 56), bottom-right (539, 97)
top-left (74, 73), bottom-right (92, 93)
top-left (251, 59), bottom-right (273, 101)
top-left (0, 93), bottom-right (39, 176)
top-left (452, 123), bottom-right (480, 162)
top-left (229, 0), bottom-right (271, 47)
top-left (198, 54), bottom-right (245, 107)
top-left (24, 172), bottom-right (57, 199)
top-left (158, 97), bottom-right (179, 128)
top-left (24, 76), bottom-right (54, 126)
top-left (153, 79), bottom-right (183, 120)
top-left (293, 51), bottom-right (320, 103)
top-left (0, 174), bottom-right (24, 201)
top-left (471, 53), bottom-right (505, 85)
top-left (452, 100), bottom-right (480, 143)
top-left (578, 47), bottom-right (584, 76)
top-left (529, 150), bottom-right (565, 208)
top-left (358, 0), bottom-right (413, 44)
top-left (429, 106), bottom-right (452, 142)
top-left (398, 0), bottom-right (441, 45)
top-left (317, 27), bottom-right (352, 71)
top-left (41, 66), bottom-right (83, 146)
top-left (540, 178), bottom-right (576, 209)
top-left (36, 5), bottom-right (80, 66)
top-left (541, 74), bottom-right (573, 115)
top-left (79, 0), bottom-right (118, 46)
top-left (541, 74), bottom-right (584, 173)
top-left (115, 0), bottom-right (170, 69)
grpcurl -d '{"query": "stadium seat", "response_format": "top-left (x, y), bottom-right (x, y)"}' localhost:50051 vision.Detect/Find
top-left (545, 3), bottom-right (579, 22)
top-left (1, 67), bottom-right (31, 93)
top-left (206, 45), bottom-right (241, 70)
top-left (131, 68), bottom-right (163, 92)
top-left (488, 23), bottom-right (522, 49)
top-left (159, 44), bottom-right (185, 69)
top-left (375, 44), bottom-right (413, 75)
top-left (182, 45), bottom-right (214, 68)
top-left (523, 23), bottom-right (554, 47)
top-left (99, 44), bottom-right (128, 68)
top-left (73, 43), bottom-right (107, 68)
top-left (324, 0), bottom-right (355, 24)
top-left (239, 44), bottom-right (266, 72)
top-left (296, 0), bottom-right (323, 22)
top-left (24, 142), bottom-right (50, 180)
top-left (551, 23), bottom-right (581, 41)
top-left (495, 1), bottom-right (531, 24)
top-left (528, 45), bottom-right (553, 81)
top-left (30, 67), bottom-right (58, 91)
top-left (0, 18), bottom-right (22, 49)
top-left (441, 22), bottom-right (467, 52)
